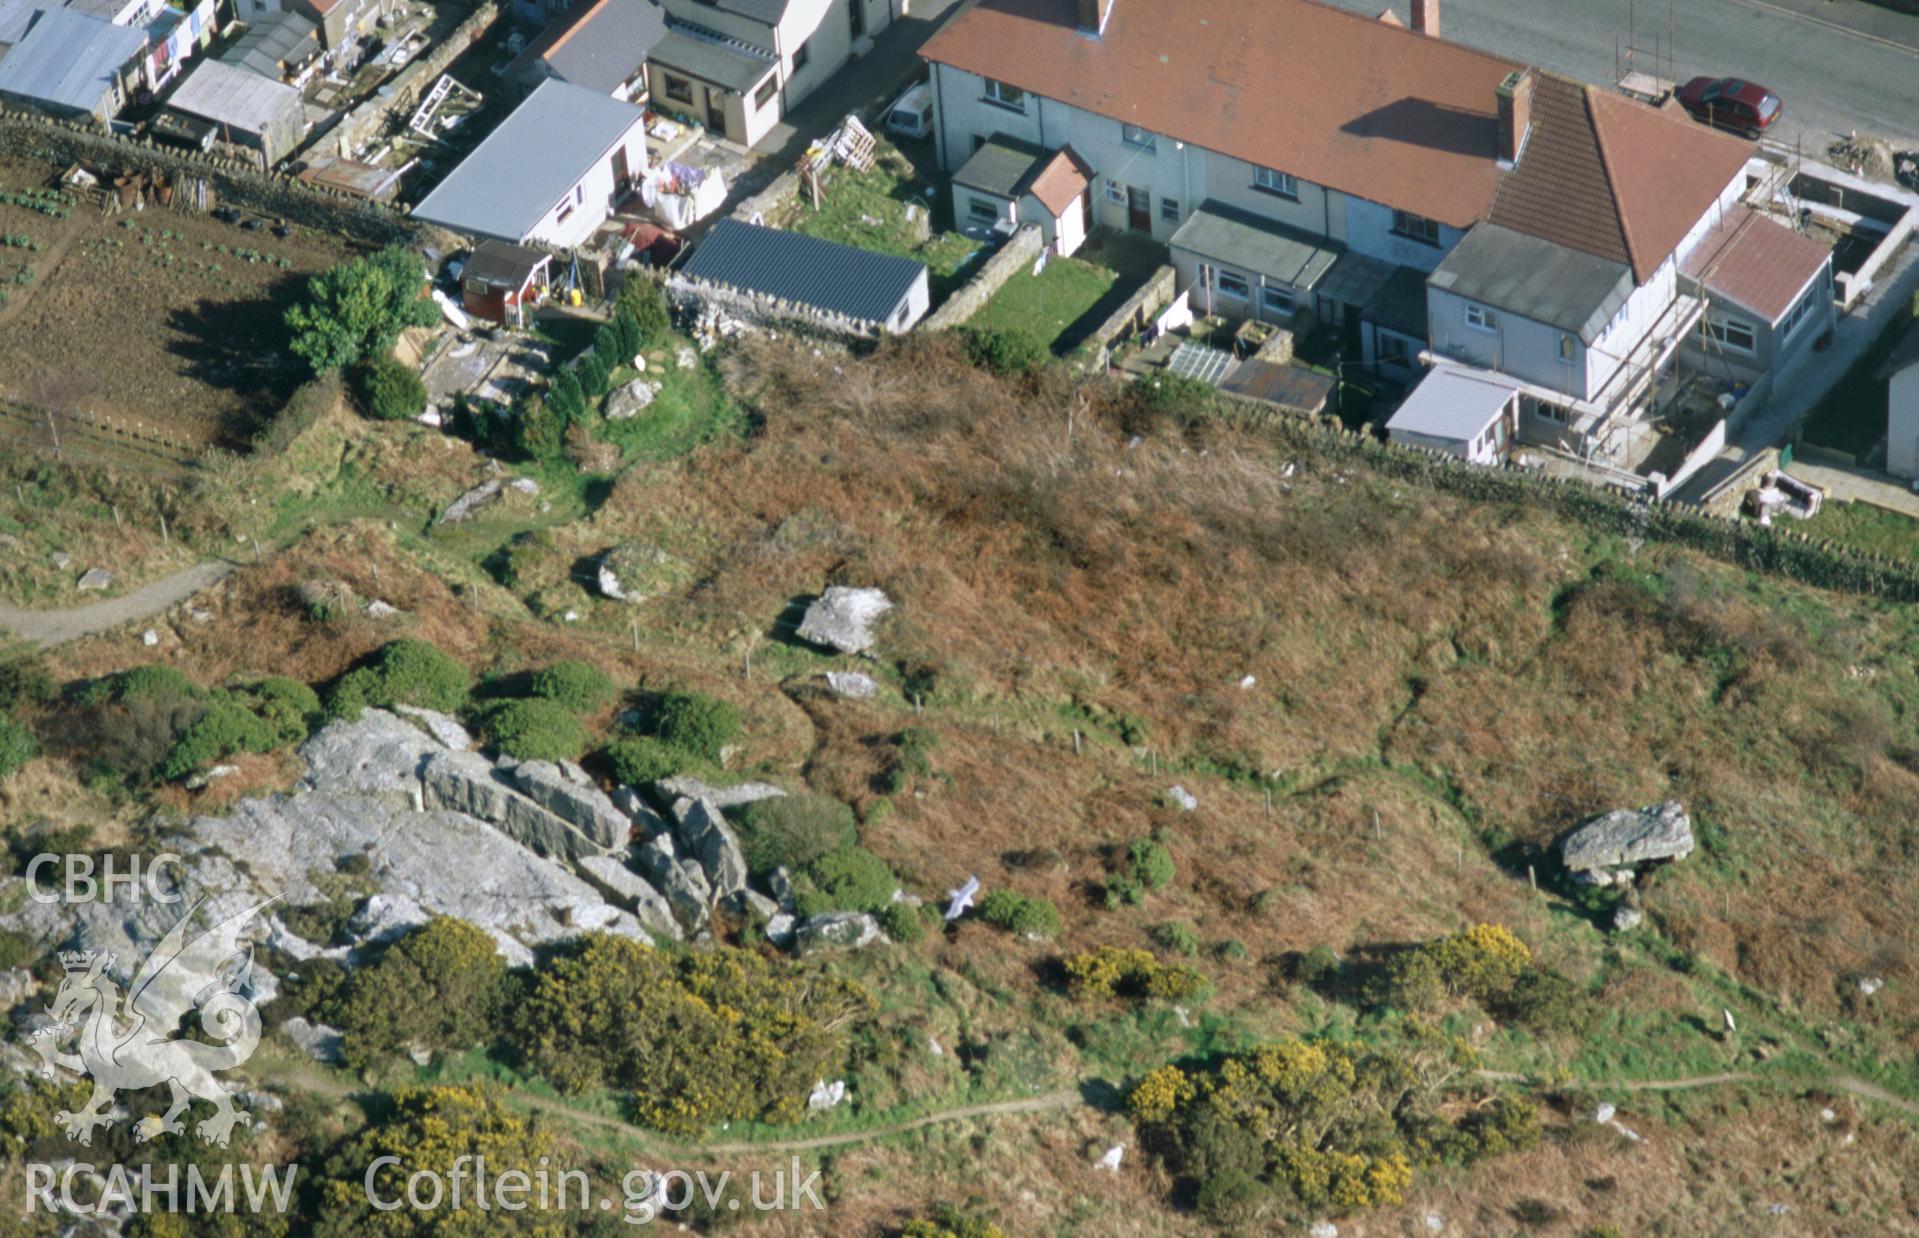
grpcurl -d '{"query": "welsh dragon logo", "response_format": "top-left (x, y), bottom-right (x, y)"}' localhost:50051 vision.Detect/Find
top-left (26, 897), bottom-right (276, 1148)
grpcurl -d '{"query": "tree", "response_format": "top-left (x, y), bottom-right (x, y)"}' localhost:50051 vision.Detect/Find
top-left (356, 355), bottom-right (427, 421)
top-left (510, 391), bottom-right (568, 462)
top-left (576, 351), bottom-right (610, 399)
top-left (593, 321), bottom-right (625, 371)
top-left (284, 247), bottom-right (438, 376)
top-left (317, 918), bottom-right (509, 1068)
top-left (616, 276), bottom-right (670, 346)
top-left (612, 305), bottom-right (642, 359)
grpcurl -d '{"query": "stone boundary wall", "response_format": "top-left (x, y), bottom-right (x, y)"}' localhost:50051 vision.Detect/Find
top-left (322, 3), bottom-right (501, 159)
top-left (666, 273), bottom-right (893, 339)
top-left (921, 224), bottom-right (1043, 332)
top-left (1223, 402), bottom-right (1919, 602)
top-left (0, 107), bottom-right (414, 247)
top-left (1078, 264), bottom-right (1176, 369)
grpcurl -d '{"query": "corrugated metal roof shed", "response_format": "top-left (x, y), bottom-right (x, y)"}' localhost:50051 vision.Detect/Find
top-left (679, 219), bottom-right (926, 324)
top-left (411, 79), bottom-right (646, 242)
top-left (0, 7), bottom-right (141, 116)
top-left (1429, 222), bottom-right (1632, 344)
top-left (953, 135), bottom-right (1045, 199)
top-left (219, 12), bottom-right (319, 79)
top-left (168, 59), bottom-right (303, 133)
top-left (1170, 202), bottom-right (1342, 290)
top-left (1386, 367), bottom-right (1518, 444)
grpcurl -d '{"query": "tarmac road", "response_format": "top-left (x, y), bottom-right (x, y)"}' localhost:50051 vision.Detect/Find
top-left (1327, 0), bottom-right (1919, 151)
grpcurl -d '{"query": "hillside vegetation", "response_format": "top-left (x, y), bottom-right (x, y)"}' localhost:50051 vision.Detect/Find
top-left (4, 333), bottom-right (1919, 1233)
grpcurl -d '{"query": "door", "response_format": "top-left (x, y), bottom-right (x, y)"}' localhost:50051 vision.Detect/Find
top-left (611, 145), bottom-right (630, 191)
top-left (849, 0), bottom-right (864, 39)
top-left (706, 88), bottom-right (727, 136)
top-left (1126, 185), bottom-right (1150, 232)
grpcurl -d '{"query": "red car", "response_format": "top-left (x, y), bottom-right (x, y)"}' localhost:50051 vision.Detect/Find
top-left (1675, 77), bottom-right (1783, 139)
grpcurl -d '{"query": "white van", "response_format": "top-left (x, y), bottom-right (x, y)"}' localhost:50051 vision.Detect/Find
top-left (885, 83), bottom-right (934, 141)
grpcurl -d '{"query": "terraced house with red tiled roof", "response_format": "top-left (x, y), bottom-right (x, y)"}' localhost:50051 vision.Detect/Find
top-left (922, 0), bottom-right (1836, 489)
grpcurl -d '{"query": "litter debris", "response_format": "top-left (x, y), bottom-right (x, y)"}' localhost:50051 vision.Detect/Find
top-left (140, 629), bottom-right (159, 646)
top-left (1096, 1145), bottom-right (1124, 1172)
top-left (806, 1079), bottom-right (846, 1111)
top-left (1594, 1102), bottom-right (1616, 1124)
top-left (1238, 674), bottom-right (1256, 690)
top-left (1858, 976), bottom-right (1884, 997)
top-left (1166, 785), bottom-right (1198, 811)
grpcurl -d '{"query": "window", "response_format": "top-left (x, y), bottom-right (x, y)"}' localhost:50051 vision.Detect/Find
top-left (971, 133), bottom-right (988, 153)
top-left (1377, 333), bottom-right (1409, 363)
top-left (664, 74), bottom-right (693, 105)
top-left (1121, 123), bottom-right (1157, 152)
top-left (1391, 209), bottom-right (1441, 246)
top-left (1261, 284), bottom-right (1295, 317)
top-left (967, 196), bottom-right (1000, 224)
top-left (1699, 316), bottom-right (1757, 354)
top-left (792, 38), bottom-right (810, 70)
top-left (1103, 178), bottom-right (1125, 204)
top-left (895, 302), bottom-right (911, 329)
top-left (1215, 270), bottom-right (1250, 300)
top-left (1253, 166), bottom-right (1298, 199)
top-left (982, 78), bottom-right (1025, 112)
top-left (1778, 282), bottom-right (1821, 340)
top-left (753, 77), bottom-right (777, 109)
top-left (556, 201), bottom-right (575, 225)
top-left (1466, 304), bottom-right (1498, 332)
top-left (1160, 197), bottom-right (1180, 223)
top-left (1558, 333), bottom-right (1575, 360)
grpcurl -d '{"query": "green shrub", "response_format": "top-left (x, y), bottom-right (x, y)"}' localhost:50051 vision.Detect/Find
top-left (312, 917), bottom-right (509, 1069)
top-left (593, 321), bottom-right (625, 372)
top-left (475, 698), bottom-right (587, 762)
top-left (78, 664), bottom-right (200, 706)
top-left (511, 391), bottom-right (569, 461)
top-left (965, 326), bottom-right (1045, 375)
top-left (0, 654), bottom-right (55, 711)
top-left (243, 676), bottom-right (320, 746)
top-left (528, 659), bottom-right (616, 713)
top-left (612, 305), bottom-right (643, 359)
top-left (795, 846), bottom-right (897, 916)
top-left (357, 355), bottom-right (427, 421)
top-left (1151, 921), bottom-right (1201, 957)
top-left (1102, 874), bottom-right (1144, 910)
top-left (900, 1204), bottom-right (1005, 1238)
top-left (576, 351), bottom-right (610, 399)
top-left (880, 726), bottom-right (940, 793)
top-left (977, 890), bottom-right (1061, 939)
top-left (0, 715), bottom-right (34, 781)
top-left (1062, 946), bottom-right (1207, 1003)
top-left (615, 276), bottom-right (670, 346)
top-left (1493, 968), bottom-right (1595, 1037)
top-left (1370, 923), bottom-right (1534, 1013)
top-left (1129, 837), bottom-right (1176, 891)
top-left (254, 373), bottom-right (338, 455)
top-left (510, 933), bottom-right (873, 1134)
top-left (285, 246), bottom-right (437, 374)
top-left (645, 691), bottom-right (740, 761)
top-left (1288, 944), bottom-right (1341, 989)
top-left (159, 695), bottom-right (275, 780)
top-left (327, 639), bottom-right (472, 719)
top-left (730, 793), bottom-right (857, 875)
top-left (877, 901), bottom-right (924, 945)
top-left (600, 735), bottom-right (684, 787)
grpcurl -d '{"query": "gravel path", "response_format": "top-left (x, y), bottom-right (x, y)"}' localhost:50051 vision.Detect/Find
top-left (0, 559), bottom-right (237, 647)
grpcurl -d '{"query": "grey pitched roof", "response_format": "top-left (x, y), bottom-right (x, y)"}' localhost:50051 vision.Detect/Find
top-left (649, 26), bottom-right (774, 92)
top-left (0, 0), bottom-right (39, 45)
top-left (1428, 221), bottom-right (1632, 345)
top-left (701, 0), bottom-right (784, 27)
top-left (679, 219), bottom-right (926, 324)
top-left (1169, 202), bottom-right (1342, 290)
top-left (219, 11), bottom-right (318, 79)
top-left (411, 79), bottom-right (646, 241)
top-left (167, 59), bottom-right (303, 134)
top-left (952, 134), bottom-right (1045, 199)
top-left (1387, 367), bottom-right (1518, 443)
top-left (508, 0), bottom-right (666, 94)
top-left (464, 239), bottom-right (552, 289)
top-left (0, 7), bottom-right (141, 114)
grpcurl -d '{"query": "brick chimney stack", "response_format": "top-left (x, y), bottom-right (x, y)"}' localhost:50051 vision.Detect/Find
top-left (1410, 0), bottom-right (1437, 37)
top-left (1076, 0), bottom-right (1114, 36)
top-left (1496, 69), bottom-right (1534, 163)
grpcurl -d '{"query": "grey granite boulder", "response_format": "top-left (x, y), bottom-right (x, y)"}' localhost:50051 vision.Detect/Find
top-left (633, 834), bottom-right (710, 932)
top-left (795, 911), bottom-right (884, 955)
top-left (655, 776), bottom-right (785, 809)
top-left (577, 854), bottom-right (684, 942)
top-left (394, 705), bottom-right (472, 751)
top-left (796, 586), bottom-right (893, 655)
top-left (672, 797), bottom-right (750, 900)
top-left (1561, 801), bottom-right (1695, 872)
top-left (420, 750), bottom-right (607, 861)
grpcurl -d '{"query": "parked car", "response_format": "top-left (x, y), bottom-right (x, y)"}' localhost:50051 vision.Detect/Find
top-left (884, 83), bottom-right (933, 140)
top-left (1674, 77), bottom-right (1782, 139)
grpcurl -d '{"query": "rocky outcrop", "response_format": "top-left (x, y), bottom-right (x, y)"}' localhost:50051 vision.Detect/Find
top-left (394, 705), bottom-right (472, 751)
top-left (794, 911), bottom-right (884, 956)
top-left (673, 797), bottom-right (749, 900)
top-left (501, 759), bottom-right (631, 852)
top-left (824, 671), bottom-right (878, 699)
top-left (420, 750), bottom-right (619, 861)
top-left (440, 478), bottom-right (506, 524)
top-left (634, 833), bottom-right (710, 933)
top-left (654, 776), bottom-right (784, 809)
top-left (597, 543), bottom-right (678, 601)
top-left (796, 587), bottom-right (892, 655)
top-left (1561, 802), bottom-right (1695, 873)
top-left (578, 855), bottom-right (684, 942)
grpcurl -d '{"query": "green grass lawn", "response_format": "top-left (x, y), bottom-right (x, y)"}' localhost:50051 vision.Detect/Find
top-left (968, 254), bottom-right (1117, 351)
top-left (1800, 498), bottom-right (1919, 560)
top-left (1801, 288), bottom-right (1917, 457)
top-left (781, 152), bottom-right (982, 299)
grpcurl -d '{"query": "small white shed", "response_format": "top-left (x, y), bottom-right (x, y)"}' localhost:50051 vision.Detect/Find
top-left (1385, 366), bottom-right (1521, 464)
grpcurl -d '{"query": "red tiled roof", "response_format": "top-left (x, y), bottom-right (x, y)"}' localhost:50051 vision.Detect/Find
top-left (1026, 145), bottom-right (1092, 215)
top-left (921, 0), bottom-right (1520, 229)
top-left (1681, 205), bottom-right (1831, 322)
top-left (1488, 74), bottom-right (1752, 283)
